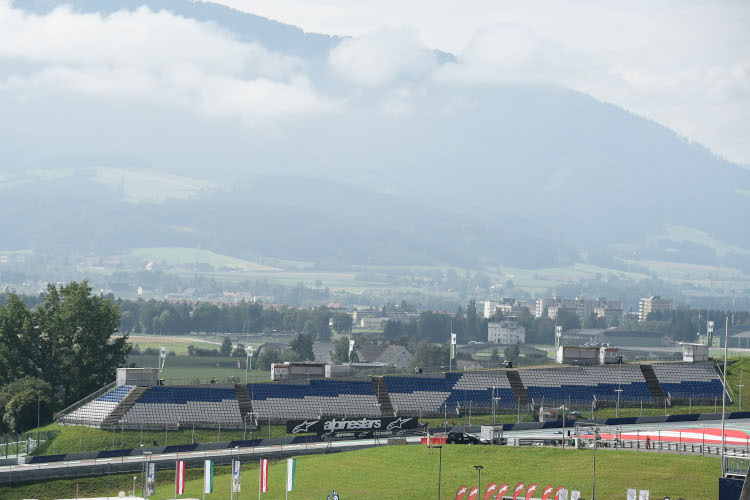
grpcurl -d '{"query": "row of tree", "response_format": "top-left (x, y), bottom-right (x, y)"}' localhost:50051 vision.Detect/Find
top-left (118, 299), bottom-right (353, 340)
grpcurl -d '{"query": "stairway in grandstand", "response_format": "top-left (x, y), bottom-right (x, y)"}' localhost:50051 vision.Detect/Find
top-left (639, 364), bottom-right (666, 402)
top-left (102, 386), bottom-right (148, 427)
top-left (506, 370), bottom-right (529, 406)
top-left (372, 377), bottom-right (394, 416)
top-left (235, 384), bottom-right (253, 421)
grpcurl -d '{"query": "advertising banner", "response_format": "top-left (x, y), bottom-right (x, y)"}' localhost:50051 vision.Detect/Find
top-left (512, 482), bottom-right (525, 500)
top-left (456, 485), bottom-right (469, 500)
top-left (146, 462), bottom-right (156, 497)
top-left (287, 416), bottom-right (418, 438)
top-left (541, 485), bottom-right (554, 500)
top-left (484, 482), bottom-right (497, 500)
top-left (638, 490), bottom-right (649, 500)
top-left (232, 459), bottom-right (241, 492)
top-left (525, 484), bottom-right (538, 500)
top-left (497, 484), bottom-right (509, 498)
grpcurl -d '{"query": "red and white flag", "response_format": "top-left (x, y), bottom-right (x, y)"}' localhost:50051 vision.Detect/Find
top-left (512, 482), bottom-right (525, 500)
top-left (555, 486), bottom-right (568, 500)
top-left (259, 458), bottom-right (269, 493)
top-left (175, 460), bottom-right (185, 495)
top-left (496, 484), bottom-right (509, 498)
top-left (542, 485), bottom-right (554, 500)
top-left (525, 484), bottom-right (538, 500)
top-left (468, 486), bottom-right (479, 500)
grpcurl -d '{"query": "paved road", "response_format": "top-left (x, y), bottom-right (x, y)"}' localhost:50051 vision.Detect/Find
top-left (6, 417), bottom-right (750, 484)
top-left (1, 436), bottom-right (424, 484)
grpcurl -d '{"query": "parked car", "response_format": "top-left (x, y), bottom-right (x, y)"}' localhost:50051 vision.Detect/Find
top-left (447, 432), bottom-right (481, 445)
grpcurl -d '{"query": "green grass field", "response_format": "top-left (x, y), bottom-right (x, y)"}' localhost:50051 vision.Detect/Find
top-left (29, 421), bottom-right (300, 456)
top-left (2, 444), bottom-right (720, 499)
top-left (127, 354), bottom-right (271, 385)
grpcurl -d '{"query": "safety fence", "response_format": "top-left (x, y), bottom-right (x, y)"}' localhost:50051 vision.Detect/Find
top-left (0, 431), bottom-right (60, 459)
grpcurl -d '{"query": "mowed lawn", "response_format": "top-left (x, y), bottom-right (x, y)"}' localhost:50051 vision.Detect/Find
top-left (5, 445), bottom-right (719, 499)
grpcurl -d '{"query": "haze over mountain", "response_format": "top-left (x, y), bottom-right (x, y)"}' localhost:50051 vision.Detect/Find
top-left (2, 0), bottom-right (749, 271)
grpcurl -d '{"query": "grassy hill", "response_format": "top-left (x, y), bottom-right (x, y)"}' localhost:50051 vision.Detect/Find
top-left (2, 444), bottom-right (719, 499)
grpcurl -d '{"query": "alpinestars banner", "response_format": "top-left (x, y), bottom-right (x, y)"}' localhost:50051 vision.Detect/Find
top-left (286, 416), bottom-right (418, 438)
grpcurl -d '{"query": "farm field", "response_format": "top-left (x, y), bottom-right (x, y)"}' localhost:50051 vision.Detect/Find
top-left (3, 444), bottom-right (720, 499)
top-left (127, 354), bottom-right (271, 385)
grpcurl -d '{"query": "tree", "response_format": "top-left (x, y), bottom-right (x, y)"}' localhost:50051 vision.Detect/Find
top-left (383, 320), bottom-right (402, 340)
top-left (32, 282), bottom-right (129, 407)
top-left (503, 343), bottom-right (520, 363)
top-left (0, 377), bottom-right (53, 433)
top-left (314, 307), bottom-right (332, 341)
top-left (220, 336), bottom-right (233, 357)
top-left (332, 313), bottom-right (353, 334)
top-left (584, 312), bottom-right (607, 329)
top-left (412, 341), bottom-right (448, 369)
top-left (555, 310), bottom-right (581, 331)
top-left (257, 348), bottom-right (282, 370)
top-left (231, 343), bottom-right (246, 357)
top-left (490, 348), bottom-right (500, 364)
top-left (466, 300), bottom-right (479, 342)
top-left (290, 333), bottom-right (315, 361)
top-left (332, 337), bottom-right (350, 364)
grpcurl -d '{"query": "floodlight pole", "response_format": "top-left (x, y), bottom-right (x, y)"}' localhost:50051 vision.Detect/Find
top-left (474, 465), bottom-right (483, 495)
top-left (615, 389), bottom-right (622, 418)
top-left (435, 445), bottom-right (443, 500)
top-left (722, 316), bottom-right (728, 475)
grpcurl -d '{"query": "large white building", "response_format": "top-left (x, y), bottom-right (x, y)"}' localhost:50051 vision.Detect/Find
top-left (488, 316), bottom-right (526, 344)
top-left (638, 296), bottom-right (672, 322)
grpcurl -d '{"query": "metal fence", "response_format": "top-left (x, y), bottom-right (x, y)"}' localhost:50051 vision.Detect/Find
top-left (0, 430), bottom-right (60, 459)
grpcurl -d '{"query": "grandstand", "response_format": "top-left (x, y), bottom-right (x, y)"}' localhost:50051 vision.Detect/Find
top-left (652, 362), bottom-right (726, 401)
top-left (518, 365), bottom-right (653, 406)
top-left (56, 361), bottom-right (726, 429)
top-left (249, 379), bottom-right (381, 420)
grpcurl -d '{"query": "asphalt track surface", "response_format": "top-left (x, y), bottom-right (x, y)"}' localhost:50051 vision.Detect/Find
top-left (1, 436), bottom-right (424, 483)
top-left (5, 418), bottom-right (750, 484)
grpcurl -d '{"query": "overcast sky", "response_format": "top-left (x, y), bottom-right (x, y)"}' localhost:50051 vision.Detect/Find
top-left (214, 0), bottom-right (750, 166)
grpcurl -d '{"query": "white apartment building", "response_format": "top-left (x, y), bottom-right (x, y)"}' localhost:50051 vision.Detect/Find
top-left (638, 296), bottom-right (672, 322)
top-left (488, 316), bottom-right (526, 344)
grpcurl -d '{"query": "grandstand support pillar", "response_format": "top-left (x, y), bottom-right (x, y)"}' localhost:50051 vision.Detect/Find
top-left (192, 423), bottom-right (195, 443)
top-left (218, 422), bottom-right (221, 443)
top-left (79, 426), bottom-right (82, 452)
top-left (689, 399), bottom-right (691, 413)
top-left (140, 425), bottom-right (142, 447)
top-left (165, 425), bottom-right (168, 446)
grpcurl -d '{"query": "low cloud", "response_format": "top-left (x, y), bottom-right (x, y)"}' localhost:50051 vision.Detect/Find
top-left (328, 28), bottom-right (437, 85)
top-left (0, 2), bottom-right (333, 120)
